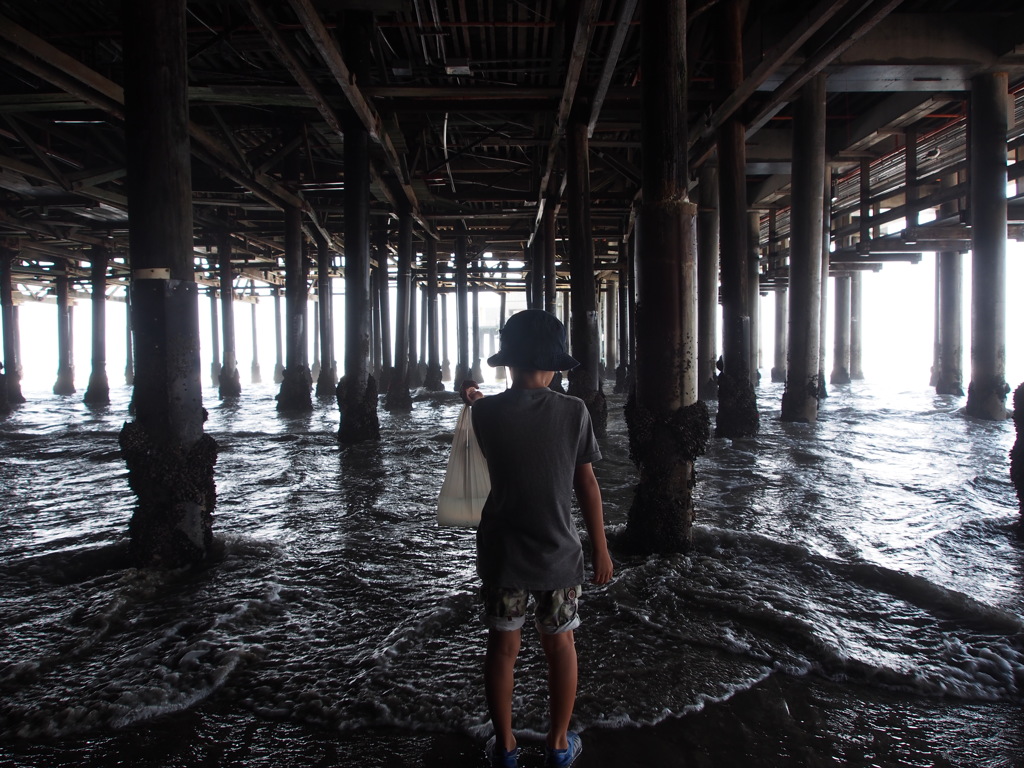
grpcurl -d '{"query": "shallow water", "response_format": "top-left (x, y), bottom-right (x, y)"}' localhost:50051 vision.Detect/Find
top-left (1, 378), bottom-right (1022, 767)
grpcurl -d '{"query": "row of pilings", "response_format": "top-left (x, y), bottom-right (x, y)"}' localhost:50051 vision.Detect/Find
top-left (0, 0), bottom-right (1020, 567)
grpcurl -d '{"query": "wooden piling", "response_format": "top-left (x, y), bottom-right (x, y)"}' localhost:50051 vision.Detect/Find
top-left (119, 0), bottom-right (215, 567)
top-left (935, 175), bottom-right (963, 395)
top-left (385, 205), bottom-right (414, 411)
top-left (217, 232), bottom-right (241, 398)
top-left (965, 72), bottom-right (1009, 419)
top-left (714, 0), bottom-right (758, 437)
top-left (276, 154), bottom-right (313, 412)
top-left (626, 0), bottom-right (708, 554)
top-left (697, 165), bottom-right (720, 400)
top-left (424, 240), bottom-right (443, 391)
top-left (453, 226), bottom-right (470, 389)
top-left (314, 231), bottom-right (336, 399)
top-left (0, 246), bottom-right (24, 404)
top-left (782, 75), bottom-right (826, 423)
top-left (84, 243), bottom-right (110, 404)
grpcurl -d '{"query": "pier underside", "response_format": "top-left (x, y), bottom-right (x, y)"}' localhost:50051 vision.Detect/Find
top-left (1, 1), bottom-right (1023, 558)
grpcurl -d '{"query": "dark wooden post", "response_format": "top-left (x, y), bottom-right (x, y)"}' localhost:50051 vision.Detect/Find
top-left (119, 0), bottom-right (216, 567)
top-left (440, 289), bottom-right (451, 382)
top-left (124, 287), bottom-right (134, 386)
top-left (408, 273), bottom-right (423, 387)
top-left (697, 165), bottom-right (720, 400)
top-left (424, 240), bottom-right (443, 390)
top-left (374, 226), bottom-right (392, 390)
top-left (966, 72), bottom-right (1009, 419)
top-left (273, 287), bottom-right (284, 383)
top-left (782, 75), bottom-right (826, 423)
top-left (314, 231), bottom-right (336, 399)
top-left (626, 0), bottom-right (707, 554)
top-left (935, 174), bottom-right (963, 395)
top-left (276, 151), bottom-right (313, 412)
top-left (53, 262), bottom-right (76, 395)
top-left (748, 211), bottom-right (761, 385)
top-left (817, 173), bottom-right (831, 399)
top-left (614, 240), bottom-right (630, 393)
top-left (218, 231), bottom-right (241, 398)
top-left (84, 243), bottom-right (110, 404)
top-left (831, 273), bottom-right (852, 384)
top-left (769, 210), bottom-right (787, 383)
top-left (850, 271), bottom-right (864, 380)
top-left (453, 225), bottom-right (470, 388)
top-left (470, 277), bottom-right (483, 382)
top-left (250, 286), bottom-right (262, 384)
top-left (0, 246), bottom-right (25, 405)
top-left (543, 201), bottom-right (558, 315)
top-left (209, 288), bottom-right (221, 387)
top-left (386, 205), bottom-right (414, 410)
top-left (566, 116), bottom-right (608, 435)
top-left (714, 0), bottom-right (758, 437)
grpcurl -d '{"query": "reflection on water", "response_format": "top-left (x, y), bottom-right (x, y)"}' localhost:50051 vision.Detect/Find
top-left (0, 380), bottom-right (1022, 766)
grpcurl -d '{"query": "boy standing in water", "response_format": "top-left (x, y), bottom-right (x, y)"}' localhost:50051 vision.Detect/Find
top-left (462, 309), bottom-right (614, 768)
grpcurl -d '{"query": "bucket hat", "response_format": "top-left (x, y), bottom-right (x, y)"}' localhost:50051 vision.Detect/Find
top-left (487, 309), bottom-right (579, 371)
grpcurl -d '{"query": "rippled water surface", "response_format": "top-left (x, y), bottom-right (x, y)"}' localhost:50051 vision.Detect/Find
top-left (1, 379), bottom-right (1022, 767)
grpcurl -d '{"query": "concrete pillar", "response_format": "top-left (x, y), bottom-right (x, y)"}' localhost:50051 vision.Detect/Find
top-left (385, 205), bottom-right (414, 411)
top-left (273, 287), bottom-right (284, 383)
top-left (277, 150), bottom-right (313, 412)
top-left (782, 75), bottom-right (826, 423)
top-left (850, 271), bottom-right (864, 379)
top-left (84, 243), bottom-right (110, 404)
top-left (697, 165), bottom-right (720, 400)
top-left (453, 226), bottom-right (470, 388)
top-left (424, 240), bottom-right (443, 390)
top-left (831, 273), bottom-right (852, 384)
top-left (53, 265), bottom-right (76, 395)
top-left (120, 0), bottom-right (215, 567)
top-left (626, 0), bottom-right (706, 554)
top-left (218, 232), bottom-right (241, 398)
top-left (966, 72), bottom-right (1010, 419)
top-left (0, 247), bottom-right (25, 404)
top-left (209, 289), bottom-right (221, 387)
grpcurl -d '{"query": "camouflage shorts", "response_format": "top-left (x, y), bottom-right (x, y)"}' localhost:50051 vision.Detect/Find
top-left (481, 584), bottom-right (582, 634)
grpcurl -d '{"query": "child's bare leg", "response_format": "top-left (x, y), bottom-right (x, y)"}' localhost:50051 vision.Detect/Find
top-left (540, 629), bottom-right (577, 750)
top-left (485, 628), bottom-right (521, 751)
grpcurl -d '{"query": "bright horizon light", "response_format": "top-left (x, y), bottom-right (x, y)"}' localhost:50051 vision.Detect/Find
top-left (5, 242), bottom-right (1023, 398)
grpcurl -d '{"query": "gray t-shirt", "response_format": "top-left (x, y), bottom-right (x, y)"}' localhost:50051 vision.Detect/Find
top-left (471, 387), bottom-right (601, 590)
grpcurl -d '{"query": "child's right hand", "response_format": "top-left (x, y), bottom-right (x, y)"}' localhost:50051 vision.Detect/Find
top-left (460, 379), bottom-right (483, 405)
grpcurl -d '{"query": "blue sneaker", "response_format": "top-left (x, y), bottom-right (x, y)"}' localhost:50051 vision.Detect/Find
top-left (545, 731), bottom-right (582, 767)
top-left (486, 735), bottom-right (519, 768)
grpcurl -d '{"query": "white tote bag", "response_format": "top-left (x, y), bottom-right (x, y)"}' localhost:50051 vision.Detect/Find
top-left (437, 405), bottom-right (490, 527)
